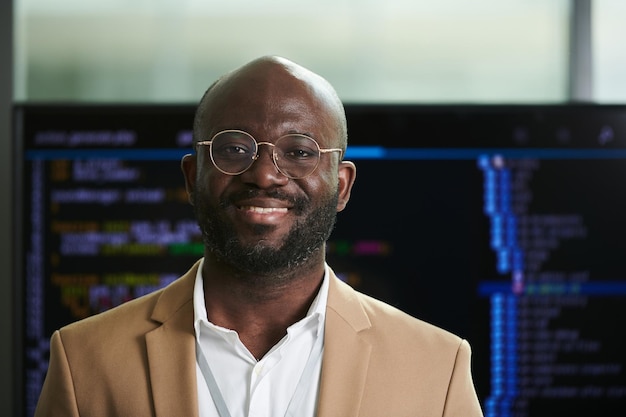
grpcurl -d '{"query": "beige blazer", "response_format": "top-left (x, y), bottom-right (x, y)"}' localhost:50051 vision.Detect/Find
top-left (35, 261), bottom-right (484, 417)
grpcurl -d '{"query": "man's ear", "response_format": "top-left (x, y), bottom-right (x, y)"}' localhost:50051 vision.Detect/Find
top-left (181, 154), bottom-right (197, 205)
top-left (336, 160), bottom-right (356, 212)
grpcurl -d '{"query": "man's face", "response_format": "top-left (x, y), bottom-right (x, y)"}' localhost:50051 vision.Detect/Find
top-left (182, 61), bottom-right (355, 278)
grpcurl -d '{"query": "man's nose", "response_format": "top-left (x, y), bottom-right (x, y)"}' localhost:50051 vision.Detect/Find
top-left (240, 145), bottom-right (289, 187)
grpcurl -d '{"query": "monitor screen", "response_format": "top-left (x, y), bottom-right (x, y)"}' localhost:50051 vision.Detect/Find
top-left (14, 103), bottom-right (626, 417)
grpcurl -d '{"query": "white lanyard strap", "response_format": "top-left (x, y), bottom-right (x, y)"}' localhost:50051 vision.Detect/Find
top-left (195, 334), bottom-right (324, 417)
top-left (196, 340), bottom-right (232, 417)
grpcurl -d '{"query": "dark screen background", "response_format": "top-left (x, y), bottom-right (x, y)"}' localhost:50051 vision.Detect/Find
top-left (14, 104), bottom-right (626, 417)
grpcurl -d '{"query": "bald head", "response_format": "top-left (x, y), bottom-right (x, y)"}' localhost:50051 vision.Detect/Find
top-left (193, 56), bottom-right (348, 152)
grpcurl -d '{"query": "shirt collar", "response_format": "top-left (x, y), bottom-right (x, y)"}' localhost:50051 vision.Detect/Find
top-left (193, 258), bottom-right (329, 339)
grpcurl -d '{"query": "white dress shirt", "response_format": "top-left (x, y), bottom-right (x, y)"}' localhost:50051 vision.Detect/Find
top-left (193, 259), bottom-right (328, 417)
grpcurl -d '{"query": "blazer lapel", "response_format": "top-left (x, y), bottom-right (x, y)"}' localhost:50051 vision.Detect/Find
top-left (317, 273), bottom-right (373, 417)
top-left (146, 261), bottom-right (200, 417)
top-left (143, 263), bottom-right (372, 417)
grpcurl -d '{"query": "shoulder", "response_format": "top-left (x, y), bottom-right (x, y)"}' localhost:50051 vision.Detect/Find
top-left (327, 273), bottom-right (465, 355)
top-left (59, 287), bottom-right (163, 341)
top-left (57, 261), bottom-right (198, 347)
top-left (359, 285), bottom-right (461, 346)
top-left (322, 272), bottom-right (481, 414)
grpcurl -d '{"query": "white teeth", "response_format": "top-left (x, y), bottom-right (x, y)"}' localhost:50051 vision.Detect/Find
top-left (242, 206), bottom-right (288, 214)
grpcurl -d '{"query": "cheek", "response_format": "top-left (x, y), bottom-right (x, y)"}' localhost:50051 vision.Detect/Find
top-left (319, 160), bottom-right (341, 191)
top-left (303, 169), bottom-right (339, 201)
top-left (194, 165), bottom-right (232, 202)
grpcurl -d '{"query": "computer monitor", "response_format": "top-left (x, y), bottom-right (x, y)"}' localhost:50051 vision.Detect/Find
top-left (13, 103), bottom-right (626, 416)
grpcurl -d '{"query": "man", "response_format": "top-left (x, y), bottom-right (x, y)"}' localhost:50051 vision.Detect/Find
top-left (35, 56), bottom-right (484, 416)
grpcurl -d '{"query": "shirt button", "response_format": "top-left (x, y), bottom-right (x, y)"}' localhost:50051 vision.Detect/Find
top-left (254, 363), bottom-right (263, 376)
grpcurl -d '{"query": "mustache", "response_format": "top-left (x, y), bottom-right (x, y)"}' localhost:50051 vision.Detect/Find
top-left (220, 188), bottom-right (309, 213)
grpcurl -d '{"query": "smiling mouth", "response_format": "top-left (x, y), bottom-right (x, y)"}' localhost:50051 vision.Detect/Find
top-left (239, 206), bottom-right (289, 214)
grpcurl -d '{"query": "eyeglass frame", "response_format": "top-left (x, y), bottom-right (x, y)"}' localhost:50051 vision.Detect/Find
top-left (195, 129), bottom-right (344, 179)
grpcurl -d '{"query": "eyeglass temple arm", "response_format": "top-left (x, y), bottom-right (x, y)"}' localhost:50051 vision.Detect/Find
top-left (320, 148), bottom-right (344, 159)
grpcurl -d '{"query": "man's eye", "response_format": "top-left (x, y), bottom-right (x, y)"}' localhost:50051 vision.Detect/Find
top-left (284, 148), bottom-right (315, 160)
top-left (225, 145), bottom-right (247, 154)
top-left (216, 143), bottom-right (252, 156)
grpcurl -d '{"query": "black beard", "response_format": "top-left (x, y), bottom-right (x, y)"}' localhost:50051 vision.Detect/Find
top-left (192, 188), bottom-right (338, 278)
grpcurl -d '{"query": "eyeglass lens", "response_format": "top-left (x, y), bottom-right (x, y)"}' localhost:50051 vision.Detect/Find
top-left (209, 131), bottom-right (321, 179)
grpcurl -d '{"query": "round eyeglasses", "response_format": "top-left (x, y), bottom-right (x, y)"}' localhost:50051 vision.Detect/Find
top-left (196, 129), bottom-right (343, 179)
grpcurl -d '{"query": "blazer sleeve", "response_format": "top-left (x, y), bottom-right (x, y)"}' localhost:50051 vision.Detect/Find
top-left (34, 330), bottom-right (81, 417)
top-left (444, 339), bottom-right (484, 417)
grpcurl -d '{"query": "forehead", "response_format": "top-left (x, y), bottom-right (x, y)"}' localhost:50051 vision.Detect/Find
top-left (197, 61), bottom-right (341, 143)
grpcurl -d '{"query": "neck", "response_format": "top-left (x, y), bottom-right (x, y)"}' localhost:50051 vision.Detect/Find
top-left (201, 252), bottom-right (325, 359)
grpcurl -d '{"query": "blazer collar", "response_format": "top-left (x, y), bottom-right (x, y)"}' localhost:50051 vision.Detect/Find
top-left (143, 261), bottom-right (373, 417)
top-left (146, 259), bottom-right (201, 417)
top-left (317, 271), bottom-right (373, 417)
